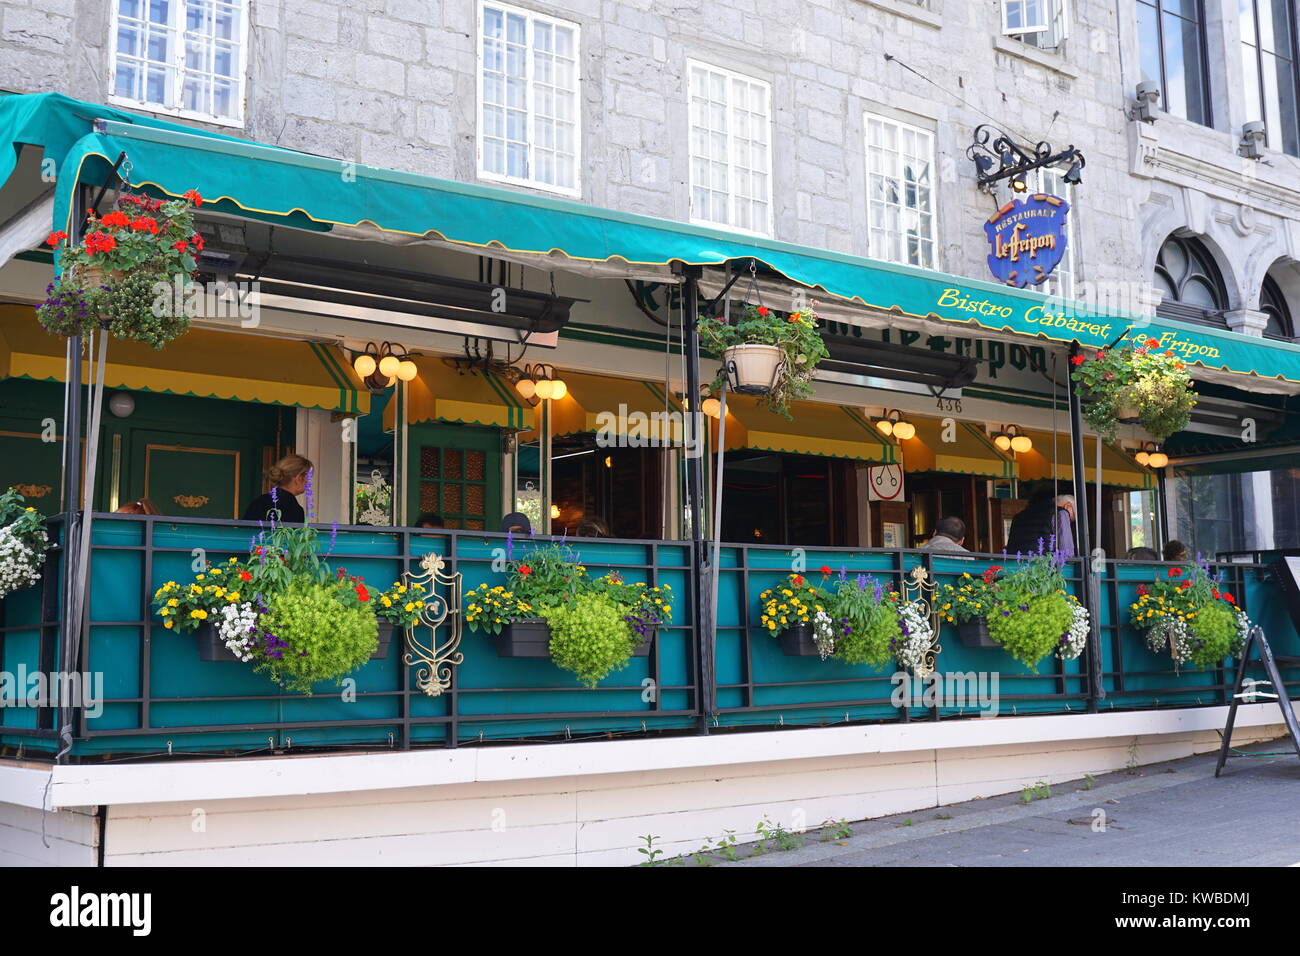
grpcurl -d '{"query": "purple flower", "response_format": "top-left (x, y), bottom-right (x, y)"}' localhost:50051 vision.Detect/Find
top-left (505, 530), bottom-right (514, 562)
top-left (1001, 609), bottom-right (1011, 616)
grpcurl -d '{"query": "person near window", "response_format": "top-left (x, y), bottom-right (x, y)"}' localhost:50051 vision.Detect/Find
top-left (416, 513), bottom-right (445, 528)
top-left (921, 516), bottom-right (968, 552)
top-left (501, 512), bottom-right (532, 535)
top-left (242, 454), bottom-right (312, 524)
top-left (1163, 539), bottom-right (1190, 563)
top-left (1126, 546), bottom-right (1160, 561)
top-left (115, 498), bottom-right (160, 515)
top-left (1006, 488), bottom-right (1075, 557)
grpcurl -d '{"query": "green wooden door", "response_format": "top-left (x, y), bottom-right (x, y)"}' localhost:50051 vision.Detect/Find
top-left (128, 430), bottom-right (249, 519)
top-left (0, 380), bottom-right (70, 514)
top-left (407, 423), bottom-right (502, 530)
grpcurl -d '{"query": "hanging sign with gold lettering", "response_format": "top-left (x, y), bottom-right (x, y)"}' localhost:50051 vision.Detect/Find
top-left (984, 193), bottom-right (1069, 288)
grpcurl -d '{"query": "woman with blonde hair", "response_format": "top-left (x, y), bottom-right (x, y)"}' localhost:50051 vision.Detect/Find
top-left (242, 454), bottom-right (313, 524)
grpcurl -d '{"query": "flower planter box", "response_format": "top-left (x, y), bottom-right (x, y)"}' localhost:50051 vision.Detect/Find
top-left (1117, 406), bottom-right (1141, 424)
top-left (956, 618), bottom-right (999, 649)
top-left (196, 622), bottom-right (242, 662)
top-left (778, 623), bottom-right (820, 657)
top-left (372, 622), bottom-right (396, 660)
top-left (723, 343), bottom-right (783, 395)
top-left (631, 633), bottom-right (652, 658)
top-left (492, 618), bottom-right (552, 658)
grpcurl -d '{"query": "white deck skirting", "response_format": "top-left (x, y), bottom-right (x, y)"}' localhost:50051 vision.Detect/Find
top-left (1, 701), bottom-right (1291, 810)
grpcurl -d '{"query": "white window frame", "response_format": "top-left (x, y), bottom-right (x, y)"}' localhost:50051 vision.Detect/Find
top-left (1034, 165), bottom-right (1076, 301)
top-left (864, 111), bottom-right (938, 270)
top-left (476, 1), bottom-right (583, 199)
top-left (107, 0), bottom-right (249, 128)
top-left (1002, 0), bottom-right (1070, 49)
top-left (686, 59), bottom-right (775, 238)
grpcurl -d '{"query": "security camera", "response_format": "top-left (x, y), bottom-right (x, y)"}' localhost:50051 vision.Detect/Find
top-left (1240, 121), bottom-right (1267, 160)
top-left (1134, 80), bottom-right (1160, 123)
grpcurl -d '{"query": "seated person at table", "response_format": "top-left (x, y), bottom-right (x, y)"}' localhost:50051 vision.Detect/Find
top-left (501, 512), bottom-right (531, 535)
top-left (416, 512), bottom-right (445, 528)
top-left (577, 516), bottom-right (611, 538)
top-left (1163, 539), bottom-right (1190, 563)
top-left (242, 454), bottom-right (312, 524)
top-left (921, 516), bottom-right (968, 552)
top-left (1126, 547), bottom-right (1159, 561)
top-left (115, 498), bottom-right (160, 515)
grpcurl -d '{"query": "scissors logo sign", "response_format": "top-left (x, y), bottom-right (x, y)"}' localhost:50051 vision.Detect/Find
top-left (868, 464), bottom-right (904, 501)
top-left (984, 193), bottom-right (1070, 288)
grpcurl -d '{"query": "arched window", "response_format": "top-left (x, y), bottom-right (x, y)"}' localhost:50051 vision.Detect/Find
top-left (1154, 235), bottom-right (1228, 325)
top-left (1261, 274), bottom-right (1294, 339)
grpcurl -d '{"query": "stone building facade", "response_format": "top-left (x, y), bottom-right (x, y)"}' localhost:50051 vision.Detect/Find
top-left (1, 0), bottom-right (1297, 554)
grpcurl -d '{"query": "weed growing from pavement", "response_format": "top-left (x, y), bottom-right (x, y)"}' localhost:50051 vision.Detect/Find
top-left (1020, 780), bottom-right (1053, 803)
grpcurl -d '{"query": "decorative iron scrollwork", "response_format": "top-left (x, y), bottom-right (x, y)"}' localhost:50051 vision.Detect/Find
top-left (13, 484), bottom-right (52, 499)
top-left (902, 564), bottom-right (940, 680)
top-left (402, 552), bottom-right (464, 697)
top-left (173, 494), bottom-right (210, 509)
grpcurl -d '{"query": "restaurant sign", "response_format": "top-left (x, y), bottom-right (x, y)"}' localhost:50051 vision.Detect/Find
top-left (984, 194), bottom-right (1069, 289)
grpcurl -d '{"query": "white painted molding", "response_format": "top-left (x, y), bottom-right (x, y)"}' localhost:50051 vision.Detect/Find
top-left (4, 701), bottom-right (1292, 810)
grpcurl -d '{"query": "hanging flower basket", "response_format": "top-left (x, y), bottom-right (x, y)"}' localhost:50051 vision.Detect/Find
top-left (722, 343), bottom-right (784, 395)
top-left (699, 303), bottom-right (830, 418)
top-left (778, 622), bottom-right (820, 657)
top-left (372, 621), bottom-right (396, 660)
top-left (1070, 339), bottom-right (1196, 442)
top-left (492, 618), bottom-right (553, 657)
top-left (956, 618), bottom-right (998, 649)
top-left (38, 189), bottom-right (205, 350)
top-left (195, 622), bottom-right (244, 662)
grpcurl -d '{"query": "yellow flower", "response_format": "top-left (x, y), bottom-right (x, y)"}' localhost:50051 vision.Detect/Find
top-left (404, 602), bottom-right (416, 612)
top-left (196, 574), bottom-right (205, 581)
top-left (168, 598), bottom-right (179, 607)
top-left (164, 620), bottom-right (174, 629)
top-left (160, 607), bottom-right (170, 616)
top-left (190, 609), bottom-right (207, 620)
top-left (228, 592), bottom-right (240, 602)
top-left (382, 596), bottom-right (392, 607)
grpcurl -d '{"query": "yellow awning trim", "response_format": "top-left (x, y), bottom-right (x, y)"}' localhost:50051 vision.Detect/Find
top-left (721, 397), bottom-right (898, 462)
top-left (1016, 429), bottom-right (1154, 490)
top-left (387, 357), bottom-right (532, 430)
top-left (0, 304), bottom-right (367, 413)
top-left (899, 419), bottom-right (1017, 478)
top-left (523, 372), bottom-right (684, 443)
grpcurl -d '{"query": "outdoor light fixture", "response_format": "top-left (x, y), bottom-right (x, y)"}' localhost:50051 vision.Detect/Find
top-left (108, 392), bottom-right (136, 418)
top-left (1240, 121), bottom-right (1267, 160)
top-left (1134, 442), bottom-right (1168, 469)
top-left (550, 504), bottom-right (561, 519)
top-left (352, 342), bottom-right (417, 391)
top-left (1133, 80), bottom-right (1160, 123)
top-left (510, 363), bottom-right (567, 403)
top-left (967, 124), bottom-right (1085, 193)
top-left (992, 425), bottom-right (1032, 454)
top-left (700, 395), bottom-right (722, 419)
top-left (877, 409), bottom-right (915, 441)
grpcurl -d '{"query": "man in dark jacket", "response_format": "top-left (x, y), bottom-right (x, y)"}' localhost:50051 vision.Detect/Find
top-left (1006, 489), bottom-right (1074, 557)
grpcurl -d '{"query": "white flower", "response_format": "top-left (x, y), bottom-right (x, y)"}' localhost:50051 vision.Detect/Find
top-left (0, 524), bottom-right (47, 599)
top-left (216, 601), bottom-right (260, 662)
top-left (893, 601), bottom-right (934, 671)
top-left (1056, 601), bottom-right (1089, 661)
top-left (811, 608), bottom-right (836, 660)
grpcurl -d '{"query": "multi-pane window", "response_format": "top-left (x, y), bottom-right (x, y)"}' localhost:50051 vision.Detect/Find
top-left (1002, 0), bottom-right (1070, 51)
top-left (1241, 0), bottom-right (1300, 157)
top-left (479, 2), bottom-right (580, 195)
top-left (1137, 0), bottom-right (1211, 126)
top-left (1035, 165), bottom-right (1076, 301)
top-left (110, 0), bottom-right (247, 125)
top-left (687, 61), bottom-right (773, 234)
top-left (865, 114), bottom-right (935, 268)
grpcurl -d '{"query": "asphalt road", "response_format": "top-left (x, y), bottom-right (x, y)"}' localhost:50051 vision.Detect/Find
top-left (710, 739), bottom-right (1300, 867)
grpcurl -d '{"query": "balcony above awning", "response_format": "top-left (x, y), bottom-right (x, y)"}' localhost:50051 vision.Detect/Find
top-left (0, 304), bottom-right (367, 413)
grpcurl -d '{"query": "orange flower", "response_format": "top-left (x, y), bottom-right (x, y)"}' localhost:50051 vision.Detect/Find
top-left (1146, 338), bottom-right (1159, 348)
top-left (182, 189), bottom-right (203, 207)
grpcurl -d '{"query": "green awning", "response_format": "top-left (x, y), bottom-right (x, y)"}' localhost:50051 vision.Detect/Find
top-left (7, 92), bottom-right (1300, 387)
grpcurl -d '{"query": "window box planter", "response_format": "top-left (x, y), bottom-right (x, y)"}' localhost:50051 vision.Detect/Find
top-left (956, 618), bottom-right (999, 649)
top-left (372, 621), bottom-right (395, 660)
top-left (196, 622), bottom-right (242, 662)
top-left (778, 622), bottom-right (820, 657)
top-left (723, 343), bottom-right (783, 395)
top-left (492, 618), bottom-right (552, 658)
top-left (631, 633), bottom-right (652, 657)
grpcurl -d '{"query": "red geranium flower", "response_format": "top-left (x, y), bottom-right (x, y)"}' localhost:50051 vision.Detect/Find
top-left (792, 574), bottom-right (804, 586)
top-left (1212, 589), bottom-right (1220, 599)
top-left (355, 584), bottom-right (370, 602)
top-left (183, 189), bottom-right (203, 207)
top-left (190, 231), bottom-right (205, 250)
top-left (1168, 567), bottom-right (1182, 577)
top-left (1223, 593), bottom-right (1235, 605)
top-left (1137, 584), bottom-right (1149, 596)
top-left (172, 240), bottom-right (189, 251)
top-left (518, 565), bottom-right (532, 576)
top-left (101, 210), bottom-right (130, 228)
top-left (756, 306), bottom-right (769, 317)
top-left (130, 216), bottom-right (159, 234)
top-left (818, 565), bottom-right (831, 574)
top-left (83, 231), bottom-right (117, 255)
top-left (1146, 338), bottom-right (1159, 348)
top-left (45, 230), bottom-right (67, 247)
top-left (239, 570), bottom-right (252, 582)
top-left (1180, 580), bottom-right (1190, 590)
top-left (1070, 355), bottom-right (1085, 366)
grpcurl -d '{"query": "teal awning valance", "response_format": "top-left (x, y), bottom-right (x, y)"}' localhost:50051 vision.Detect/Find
top-left (6, 92), bottom-right (1300, 388)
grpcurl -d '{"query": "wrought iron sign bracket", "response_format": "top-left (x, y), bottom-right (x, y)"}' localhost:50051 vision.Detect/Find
top-left (968, 124), bottom-right (1084, 194)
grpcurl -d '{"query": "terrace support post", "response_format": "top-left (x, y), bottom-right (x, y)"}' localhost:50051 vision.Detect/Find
top-left (676, 262), bottom-right (715, 732)
top-left (55, 184), bottom-right (88, 762)
top-left (1067, 342), bottom-right (1103, 713)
